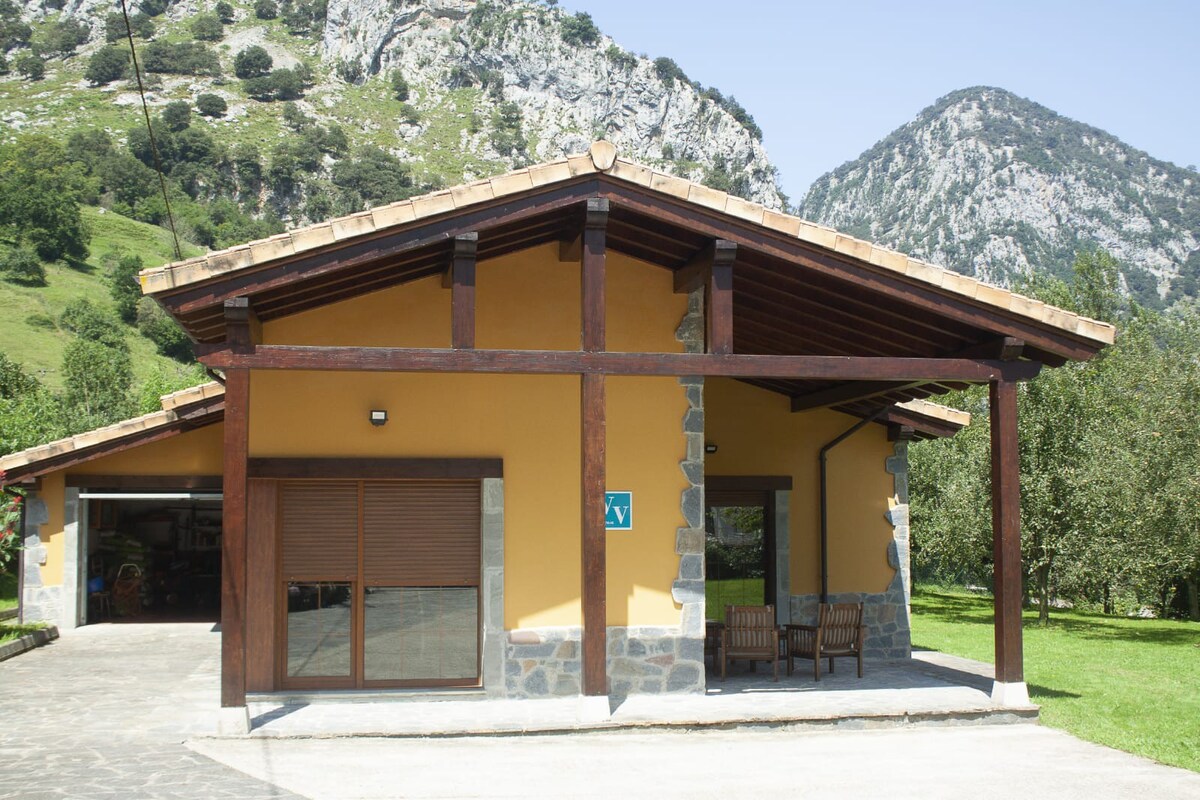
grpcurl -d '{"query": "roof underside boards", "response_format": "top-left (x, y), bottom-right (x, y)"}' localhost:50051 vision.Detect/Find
top-left (137, 145), bottom-right (1113, 425)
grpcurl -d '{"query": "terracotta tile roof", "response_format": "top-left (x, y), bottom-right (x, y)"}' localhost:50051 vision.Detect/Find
top-left (0, 383), bottom-right (223, 479)
top-left (895, 398), bottom-right (972, 428)
top-left (139, 141), bottom-right (1115, 347)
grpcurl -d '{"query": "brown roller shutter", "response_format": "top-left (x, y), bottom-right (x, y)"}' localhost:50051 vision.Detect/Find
top-left (280, 481), bottom-right (359, 580)
top-left (362, 480), bottom-right (480, 586)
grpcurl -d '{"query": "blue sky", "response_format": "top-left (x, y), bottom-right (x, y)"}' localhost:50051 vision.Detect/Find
top-left (556, 1), bottom-right (1200, 203)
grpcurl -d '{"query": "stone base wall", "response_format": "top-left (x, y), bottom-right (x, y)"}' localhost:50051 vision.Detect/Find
top-left (20, 493), bottom-right (57, 624)
top-left (789, 584), bottom-right (911, 659)
top-left (503, 626), bottom-right (705, 700)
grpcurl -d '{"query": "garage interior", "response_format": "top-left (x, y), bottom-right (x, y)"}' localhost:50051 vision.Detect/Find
top-left (85, 493), bottom-right (223, 623)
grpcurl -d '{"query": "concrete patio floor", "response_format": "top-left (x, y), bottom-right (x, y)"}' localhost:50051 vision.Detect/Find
top-left (242, 649), bottom-right (1033, 738)
top-left (5, 623), bottom-right (1200, 800)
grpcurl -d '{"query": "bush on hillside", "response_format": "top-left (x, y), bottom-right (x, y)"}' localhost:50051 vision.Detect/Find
top-left (106, 252), bottom-right (144, 324)
top-left (105, 11), bottom-right (155, 43)
top-left (85, 45), bottom-right (130, 85)
top-left (161, 100), bottom-right (192, 132)
top-left (136, 297), bottom-right (193, 362)
top-left (560, 11), bottom-right (599, 46)
top-left (215, 1), bottom-right (235, 23)
top-left (142, 40), bottom-right (221, 76)
top-left (234, 45), bottom-right (272, 79)
top-left (41, 18), bottom-right (89, 57)
top-left (195, 93), bottom-right (227, 118)
top-left (59, 298), bottom-right (127, 350)
top-left (0, 246), bottom-right (45, 286)
top-left (14, 52), bottom-right (44, 81)
top-left (190, 13), bottom-right (223, 42)
top-left (254, 0), bottom-right (277, 20)
top-left (390, 71), bottom-right (410, 101)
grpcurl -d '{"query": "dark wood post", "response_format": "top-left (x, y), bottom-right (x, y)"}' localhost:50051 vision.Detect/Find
top-left (581, 197), bottom-right (608, 696)
top-left (990, 378), bottom-right (1023, 685)
top-left (707, 240), bottom-right (736, 355)
top-left (444, 232), bottom-right (478, 349)
top-left (221, 297), bottom-right (257, 708)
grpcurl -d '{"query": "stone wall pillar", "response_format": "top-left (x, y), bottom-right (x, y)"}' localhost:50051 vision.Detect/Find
top-left (20, 492), bottom-right (60, 625)
top-left (481, 478), bottom-right (505, 698)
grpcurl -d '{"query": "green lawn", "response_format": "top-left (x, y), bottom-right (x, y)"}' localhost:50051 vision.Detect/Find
top-left (706, 577), bottom-right (766, 622)
top-left (0, 623), bottom-right (45, 645)
top-left (912, 587), bottom-right (1200, 772)
top-left (0, 206), bottom-right (202, 391)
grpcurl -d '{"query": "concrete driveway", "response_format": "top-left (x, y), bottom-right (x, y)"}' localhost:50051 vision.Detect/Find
top-left (3, 623), bottom-right (1199, 800)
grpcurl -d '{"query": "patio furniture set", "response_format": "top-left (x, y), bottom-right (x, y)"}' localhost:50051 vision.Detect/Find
top-left (706, 602), bottom-right (866, 682)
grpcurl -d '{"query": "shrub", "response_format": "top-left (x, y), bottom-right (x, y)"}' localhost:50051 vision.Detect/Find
top-left (390, 71), bottom-right (410, 101)
top-left (14, 53), bottom-right (44, 81)
top-left (85, 46), bottom-right (130, 85)
top-left (62, 337), bottom-right (134, 423)
top-left (604, 44), bottom-right (636, 70)
top-left (142, 41), bottom-right (221, 76)
top-left (190, 13), bottom-right (223, 41)
top-left (136, 297), bottom-right (193, 361)
top-left (560, 11), bottom-right (599, 46)
top-left (398, 102), bottom-right (420, 125)
top-left (140, 0), bottom-right (170, 16)
top-left (161, 100), bottom-right (192, 132)
top-left (195, 93), bottom-right (227, 117)
top-left (336, 58), bottom-right (362, 84)
top-left (215, 1), bottom-right (235, 23)
top-left (653, 56), bottom-right (687, 85)
top-left (234, 45), bottom-right (272, 79)
top-left (41, 18), bottom-right (90, 56)
top-left (60, 299), bottom-right (126, 349)
top-left (331, 145), bottom-right (414, 205)
top-left (0, 246), bottom-right (45, 286)
top-left (105, 252), bottom-right (144, 323)
top-left (490, 101), bottom-right (525, 157)
top-left (105, 11), bottom-right (155, 42)
top-left (254, 0), bottom-right (277, 20)
top-left (281, 101), bottom-right (309, 130)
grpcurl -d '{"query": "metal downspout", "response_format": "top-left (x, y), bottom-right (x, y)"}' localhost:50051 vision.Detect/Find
top-left (818, 407), bottom-right (889, 603)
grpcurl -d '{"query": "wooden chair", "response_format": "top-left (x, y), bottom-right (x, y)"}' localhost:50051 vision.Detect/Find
top-left (786, 602), bottom-right (866, 681)
top-left (720, 605), bottom-right (780, 682)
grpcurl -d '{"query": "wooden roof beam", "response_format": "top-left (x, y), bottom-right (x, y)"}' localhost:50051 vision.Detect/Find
top-left (441, 233), bottom-right (478, 350)
top-left (790, 380), bottom-right (928, 412)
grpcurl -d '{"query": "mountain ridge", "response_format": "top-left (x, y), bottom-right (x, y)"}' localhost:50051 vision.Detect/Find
top-left (799, 86), bottom-right (1200, 307)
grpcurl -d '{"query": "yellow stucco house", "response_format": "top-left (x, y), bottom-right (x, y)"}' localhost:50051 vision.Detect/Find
top-left (1, 143), bottom-right (1112, 720)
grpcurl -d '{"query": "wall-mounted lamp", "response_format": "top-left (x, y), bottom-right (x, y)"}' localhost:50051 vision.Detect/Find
top-left (369, 409), bottom-right (388, 427)
top-left (704, 443), bottom-right (718, 454)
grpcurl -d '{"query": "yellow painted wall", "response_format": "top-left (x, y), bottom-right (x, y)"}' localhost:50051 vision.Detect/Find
top-left (29, 423), bottom-right (225, 588)
top-left (704, 378), bottom-right (897, 596)
top-left (256, 243), bottom-right (688, 628)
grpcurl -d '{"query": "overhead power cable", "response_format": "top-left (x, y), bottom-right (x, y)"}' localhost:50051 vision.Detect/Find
top-left (119, 0), bottom-right (182, 261)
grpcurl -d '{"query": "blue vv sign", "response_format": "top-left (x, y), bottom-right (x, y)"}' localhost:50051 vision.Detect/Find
top-left (604, 491), bottom-right (633, 530)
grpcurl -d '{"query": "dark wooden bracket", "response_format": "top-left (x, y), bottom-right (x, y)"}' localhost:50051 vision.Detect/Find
top-left (224, 297), bottom-right (261, 354)
top-left (442, 232), bottom-right (478, 349)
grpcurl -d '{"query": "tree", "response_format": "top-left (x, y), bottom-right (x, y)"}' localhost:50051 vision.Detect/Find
top-left (215, 1), bottom-right (235, 23)
top-left (0, 246), bottom-right (45, 286)
top-left (41, 18), bottom-right (89, 57)
top-left (59, 298), bottom-right (126, 349)
top-left (136, 297), bottom-right (193, 361)
top-left (61, 338), bottom-right (134, 426)
top-left (560, 11), bottom-right (599, 45)
top-left (105, 11), bottom-right (155, 42)
top-left (190, 13), bottom-right (223, 41)
top-left (195, 92), bottom-right (227, 118)
top-left (331, 146), bottom-right (414, 206)
top-left (234, 45), bottom-right (272, 79)
top-left (254, 0), bottom-right (278, 20)
top-left (107, 253), bottom-right (144, 323)
top-left (161, 100), bottom-right (192, 132)
top-left (85, 46), bottom-right (130, 85)
top-left (0, 136), bottom-right (91, 261)
top-left (390, 71), bottom-right (410, 101)
top-left (141, 41), bottom-right (221, 76)
top-left (14, 52), bottom-right (44, 81)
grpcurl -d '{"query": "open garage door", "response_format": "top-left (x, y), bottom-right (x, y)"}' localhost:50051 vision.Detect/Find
top-left (80, 491), bottom-right (223, 624)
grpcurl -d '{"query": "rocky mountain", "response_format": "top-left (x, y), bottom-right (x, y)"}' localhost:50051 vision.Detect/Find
top-left (799, 87), bottom-right (1200, 307)
top-left (4, 0), bottom-right (784, 221)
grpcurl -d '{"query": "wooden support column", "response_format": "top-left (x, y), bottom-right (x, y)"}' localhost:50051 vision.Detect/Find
top-left (990, 378), bottom-right (1026, 698)
top-left (706, 240), bottom-right (736, 355)
top-left (580, 197), bottom-right (608, 696)
top-left (443, 232), bottom-right (478, 349)
top-left (221, 297), bottom-right (257, 709)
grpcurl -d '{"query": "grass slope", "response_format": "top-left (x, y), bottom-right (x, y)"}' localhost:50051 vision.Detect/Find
top-left (912, 587), bottom-right (1200, 772)
top-left (0, 206), bottom-right (201, 391)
